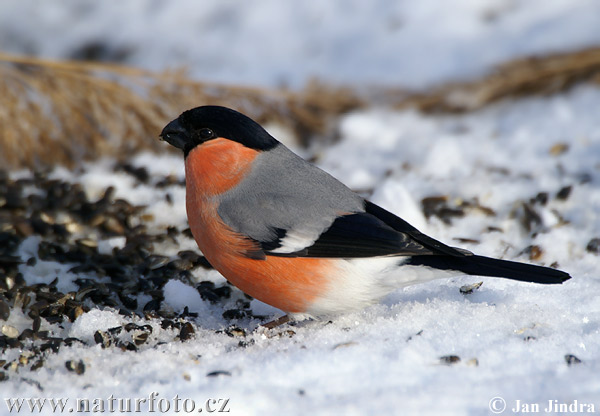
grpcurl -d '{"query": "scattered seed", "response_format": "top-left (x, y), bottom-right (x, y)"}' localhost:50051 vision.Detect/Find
top-left (225, 327), bottom-right (246, 337)
top-left (333, 341), bottom-right (358, 350)
top-left (206, 370), bottom-right (231, 377)
top-left (278, 330), bottom-right (296, 338)
top-left (1, 325), bottom-right (19, 339)
top-left (132, 331), bottom-right (150, 346)
top-left (564, 354), bottom-right (582, 366)
top-left (108, 326), bottom-right (123, 336)
top-left (453, 237), bottom-right (480, 244)
top-left (115, 163), bottom-right (150, 183)
top-left (0, 300), bottom-right (9, 320)
top-left (30, 359), bottom-right (44, 371)
top-left (531, 192), bottom-right (548, 206)
top-left (120, 341), bottom-right (138, 352)
top-left (521, 245), bottom-right (544, 261)
top-left (69, 306), bottom-right (85, 321)
top-left (40, 339), bottom-right (60, 353)
top-left (18, 329), bottom-right (35, 341)
top-left (586, 238), bottom-right (600, 255)
top-left (466, 358), bottom-right (479, 367)
top-left (549, 143), bottom-right (569, 156)
top-left (238, 339), bottom-right (255, 348)
top-left (18, 353), bottom-right (32, 365)
top-left (440, 355), bottom-right (461, 365)
top-left (179, 322), bottom-right (195, 341)
top-left (460, 281), bottom-right (483, 294)
top-left (65, 360), bottom-right (85, 375)
top-left (15, 220), bottom-right (35, 237)
top-left (143, 299), bottom-right (161, 312)
top-left (556, 185), bottom-right (572, 201)
top-left (515, 202), bottom-right (543, 233)
top-left (222, 309), bottom-right (247, 320)
top-left (76, 238), bottom-right (98, 249)
top-left (63, 337), bottom-right (86, 347)
top-left (93, 330), bottom-right (112, 348)
top-left (140, 213), bottom-right (155, 222)
top-left (118, 293), bottom-right (138, 310)
top-left (198, 281), bottom-right (231, 302)
top-left (145, 255), bottom-right (171, 270)
top-left (161, 319), bottom-right (176, 330)
top-left (213, 286), bottom-right (232, 299)
top-left (422, 195), bottom-right (465, 224)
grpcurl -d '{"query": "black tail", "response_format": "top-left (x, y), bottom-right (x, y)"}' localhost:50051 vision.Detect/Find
top-left (406, 254), bottom-right (571, 284)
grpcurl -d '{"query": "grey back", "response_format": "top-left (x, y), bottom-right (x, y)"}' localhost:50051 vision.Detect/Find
top-left (217, 144), bottom-right (365, 246)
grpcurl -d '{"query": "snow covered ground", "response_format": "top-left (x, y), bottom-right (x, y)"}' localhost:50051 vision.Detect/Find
top-left (1, 1), bottom-right (600, 415)
top-left (3, 85), bottom-right (599, 415)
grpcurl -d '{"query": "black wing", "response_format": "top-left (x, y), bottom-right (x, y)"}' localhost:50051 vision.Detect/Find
top-left (262, 200), bottom-right (448, 258)
top-left (363, 201), bottom-right (466, 257)
top-left (255, 200), bottom-right (572, 285)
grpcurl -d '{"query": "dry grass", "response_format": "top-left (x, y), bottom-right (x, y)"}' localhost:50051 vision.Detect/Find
top-left (394, 47), bottom-right (600, 113)
top-left (0, 53), bottom-right (362, 170)
top-left (1, 47), bottom-right (600, 170)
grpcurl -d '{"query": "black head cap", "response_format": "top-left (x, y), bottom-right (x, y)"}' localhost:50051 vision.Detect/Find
top-left (160, 106), bottom-right (279, 156)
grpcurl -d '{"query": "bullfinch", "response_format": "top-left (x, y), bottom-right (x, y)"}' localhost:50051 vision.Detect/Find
top-left (160, 106), bottom-right (570, 322)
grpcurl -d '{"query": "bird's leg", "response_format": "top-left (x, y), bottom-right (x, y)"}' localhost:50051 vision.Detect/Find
top-left (260, 315), bottom-right (291, 329)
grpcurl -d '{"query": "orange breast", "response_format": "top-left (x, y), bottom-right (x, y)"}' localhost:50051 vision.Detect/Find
top-left (184, 140), bottom-right (332, 313)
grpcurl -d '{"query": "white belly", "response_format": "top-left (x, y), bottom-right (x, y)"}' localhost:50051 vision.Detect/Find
top-left (304, 257), bottom-right (459, 317)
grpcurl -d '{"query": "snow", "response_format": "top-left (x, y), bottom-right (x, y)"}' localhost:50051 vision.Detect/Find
top-left (1, 2), bottom-right (600, 415)
top-left (163, 280), bottom-right (204, 314)
top-left (1, 0), bottom-right (600, 89)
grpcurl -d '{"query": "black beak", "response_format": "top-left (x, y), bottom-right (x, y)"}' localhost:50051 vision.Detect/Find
top-left (160, 118), bottom-right (188, 150)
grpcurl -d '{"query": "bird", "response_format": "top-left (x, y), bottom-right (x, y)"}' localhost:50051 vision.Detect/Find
top-left (160, 105), bottom-right (571, 324)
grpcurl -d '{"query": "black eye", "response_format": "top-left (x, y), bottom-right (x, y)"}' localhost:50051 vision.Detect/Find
top-left (198, 128), bottom-right (215, 140)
